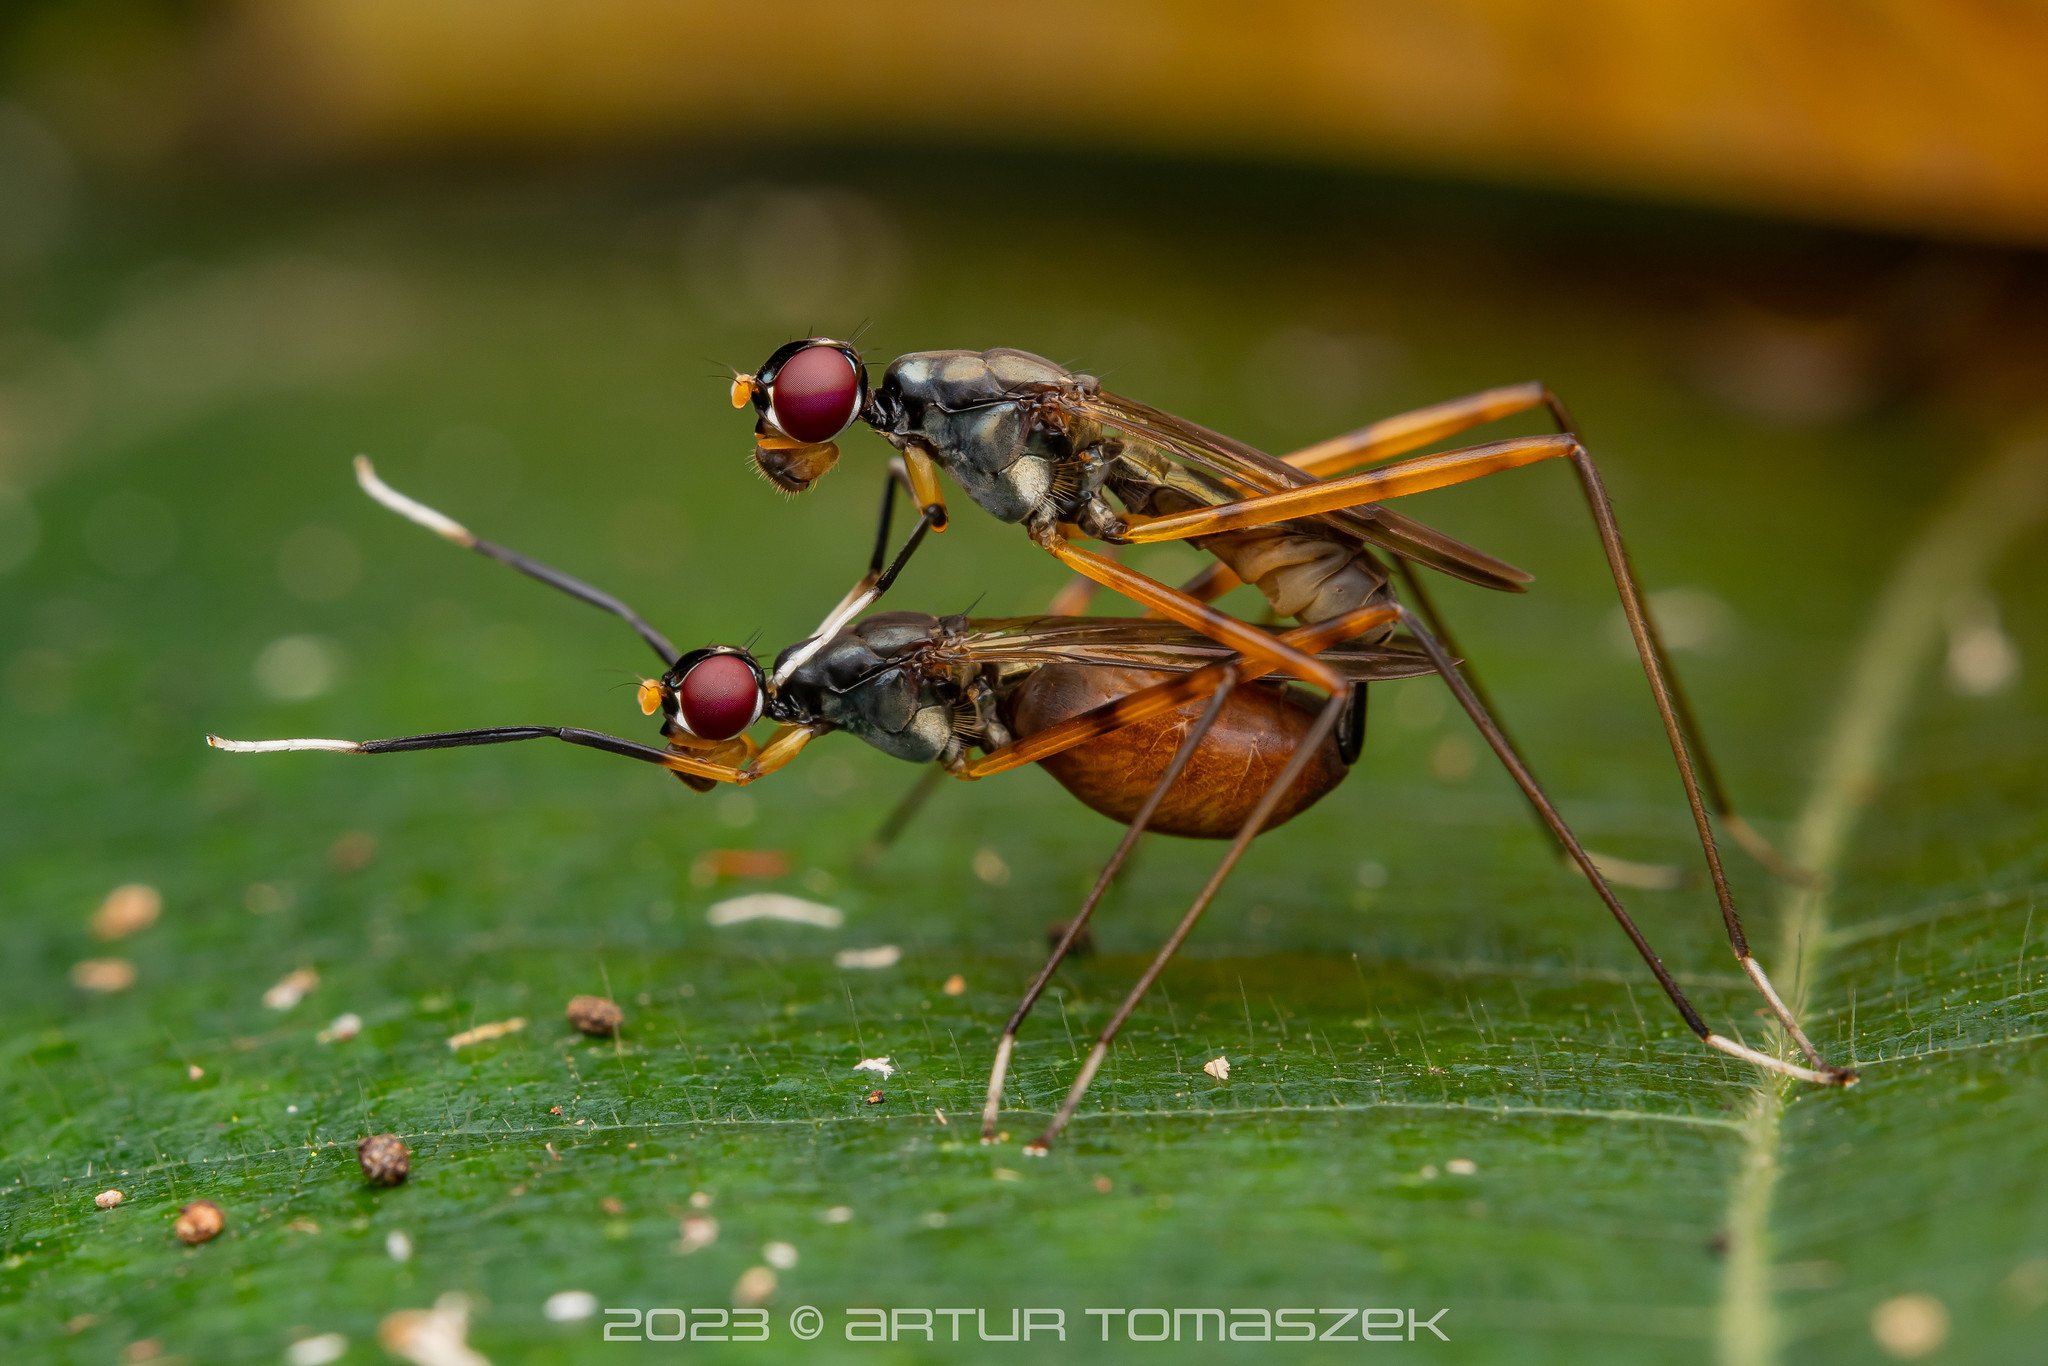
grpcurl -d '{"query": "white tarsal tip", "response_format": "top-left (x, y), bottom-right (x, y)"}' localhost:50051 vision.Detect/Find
top-left (354, 456), bottom-right (471, 543)
top-left (209, 736), bottom-right (360, 753)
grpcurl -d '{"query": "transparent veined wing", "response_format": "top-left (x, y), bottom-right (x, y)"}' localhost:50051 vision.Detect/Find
top-left (1066, 388), bottom-right (1533, 593)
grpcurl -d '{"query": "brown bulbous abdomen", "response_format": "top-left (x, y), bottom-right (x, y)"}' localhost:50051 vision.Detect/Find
top-left (1004, 665), bottom-right (1349, 839)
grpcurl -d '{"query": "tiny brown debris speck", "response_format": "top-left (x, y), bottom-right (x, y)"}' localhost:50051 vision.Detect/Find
top-left (1093, 1175), bottom-right (1113, 1194)
top-left (71, 958), bottom-right (136, 993)
top-left (689, 847), bottom-right (791, 886)
top-left (327, 830), bottom-right (377, 873)
top-left (733, 1266), bottom-right (777, 1306)
top-left (121, 1340), bottom-right (162, 1364)
top-left (357, 1133), bottom-right (411, 1186)
top-left (174, 1199), bottom-right (224, 1245)
top-left (865, 1089), bottom-right (885, 1105)
top-left (600, 1197), bottom-right (624, 1216)
top-left (92, 883), bottom-right (161, 941)
top-left (446, 1017), bottom-right (525, 1050)
top-left (95, 1189), bottom-right (124, 1209)
top-left (565, 994), bottom-right (624, 1037)
top-left (263, 967), bottom-right (319, 1011)
top-left (1872, 1293), bottom-right (1949, 1359)
top-left (186, 1064), bottom-right (204, 1081)
top-left (678, 1215), bottom-right (718, 1254)
top-left (942, 973), bottom-right (967, 996)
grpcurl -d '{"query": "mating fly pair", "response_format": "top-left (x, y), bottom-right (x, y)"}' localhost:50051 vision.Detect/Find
top-left (213, 343), bottom-right (1855, 1151)
top-left (730, 340), bottom-right (1859, 1098)
top-left (211, 459), bottom-right (1433, 1148)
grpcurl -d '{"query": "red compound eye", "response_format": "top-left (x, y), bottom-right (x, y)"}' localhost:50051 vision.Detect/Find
top-left (677, 653), bottom-right (762, 741)
top-left (769, 344), bottom-right (862, 444)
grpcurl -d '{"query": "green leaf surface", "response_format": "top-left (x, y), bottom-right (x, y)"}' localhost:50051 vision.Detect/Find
top-left (3, 168), bottom-right (2045, 1365)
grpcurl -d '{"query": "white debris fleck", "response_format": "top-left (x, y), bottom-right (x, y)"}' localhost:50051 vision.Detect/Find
top-left (678, 1215), bottom-right (718, 1255)
top-left (706, 893), bottom-right (843, 929)
top-left (378, 1293), bottom-right (488, 1366)
top-left (385, 1229), bottom-right (413, 1262)
top-left (1946, 592), bottom-right (2020, 697)
top-left (542, 1290), bottom-right (598, 1323)
top-left (1871, 1292), bottom-right (1949, 1359)
top-left (971, 847), bottom-right (1010, 885)
top-left (1202, 1055), bottom-right (1230, 1081)
top-left (286, 1333), bottom-right (348, 1366)
top-left (853, 1056), bottom-right (895, 1080)
top-left (733, 1266), bottom-right (777, 1306)
top-left (762, 1240), bottom-right (798, 1270)
top-left (446, 1017), bottom-right (526, 1050)
top-left (1445, 1157), bottom-right (1478, 1176)
top-left (94, 1189), bottom-right (124, 1209)
top-left (263, 967), bottom-right (319, 1011)
top-left (820, 1205), bottom-right (853, 1224)
top-left (833, 945), bottom-right (902, 970)
top-left (317, 1012), bottom-right (362, 1044)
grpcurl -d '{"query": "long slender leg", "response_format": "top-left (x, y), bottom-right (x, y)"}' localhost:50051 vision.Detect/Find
top-left (208, 722), bottom-right (818, 785)
top-left (1035, 532), bottom-right (1359, 696)
top-left (355, 458), bottom-right (679, 666)
top-left (771, 462), bottom-right (941, 686)
top-left (1048, 556), bottom-right (1236, 623)
top-left (980, 679), bottom-right (1237, 1140)
top-left (1392, 608), bottom-right (1853, 1085)
top-left (1026, 671), bottom-right (1349, 1152)
top-left (1394, 557), bottom-right (1681, 891)
top-left (1108, 434), bottom-right (1843, 1072)
top-left (971, 601), bottom-right (1396, 1137)
top-left (1282, 382), bottom-right (1558, 479)
top-left (1283, 395), bottom-right (1801, 881)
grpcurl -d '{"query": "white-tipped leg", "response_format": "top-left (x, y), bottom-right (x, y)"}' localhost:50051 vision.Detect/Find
top-left (206, 735), bottom-right (362, 753)
top-left (1026, 1041), bottom-right (1111, 1155)
top-left (980, 1034), bottom-right (1015, 1143)
top-left (1737, 955), bottom-right (1843, 1074)
top-left (354, 455), bottom-right (475, 546)
top-left (1706, 1032), bottom-right (1856, 1086)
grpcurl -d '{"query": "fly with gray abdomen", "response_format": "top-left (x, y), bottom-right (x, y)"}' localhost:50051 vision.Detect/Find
top-left (731, 337), bottom-right (1861, 1104)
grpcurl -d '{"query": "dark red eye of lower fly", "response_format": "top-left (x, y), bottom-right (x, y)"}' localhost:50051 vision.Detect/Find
top-left (770, 344), bottom-right (861, 444)
top-left (677, 653), bottom-right (762, 741)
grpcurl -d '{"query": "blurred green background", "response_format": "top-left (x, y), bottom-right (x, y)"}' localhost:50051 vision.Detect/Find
top-left (2, 5), bottom-right (2046, 1365)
